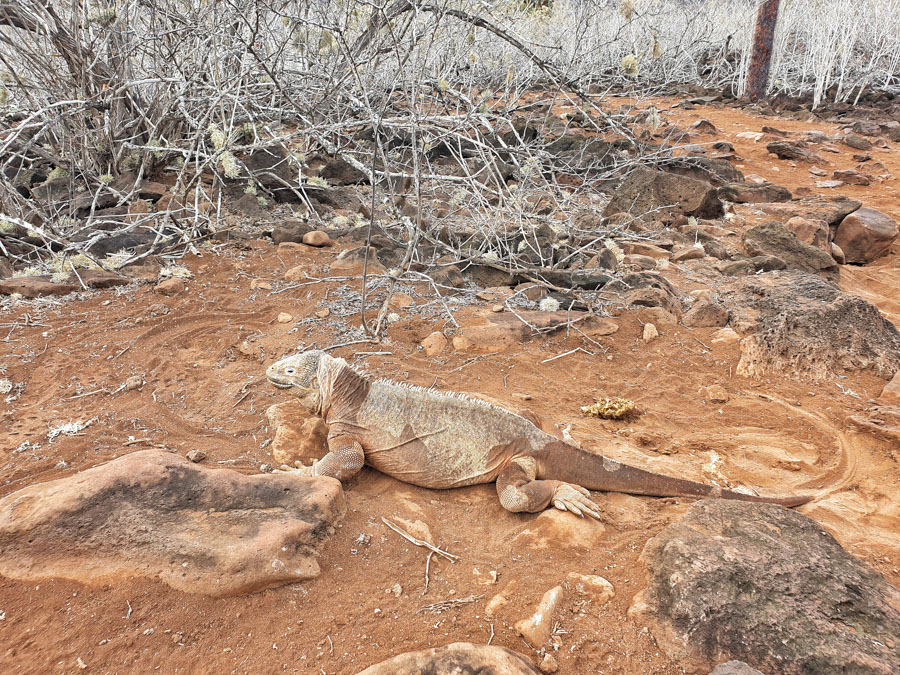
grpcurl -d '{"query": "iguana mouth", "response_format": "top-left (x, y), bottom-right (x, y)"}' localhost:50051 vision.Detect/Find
top-left (267, 378), bottom-right (292, 389)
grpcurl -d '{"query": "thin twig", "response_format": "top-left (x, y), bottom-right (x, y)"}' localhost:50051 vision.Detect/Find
top-left (381, 517), bottom-right (459, 562)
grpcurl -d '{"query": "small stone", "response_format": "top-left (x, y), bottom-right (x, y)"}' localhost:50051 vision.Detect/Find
top-left (829, 242), bottom-right (845, 265)
top-left (301, 231), bottom-right (333, 247)
top-left (186, 449), bottom-right (206, 463)
top-left (77, 657), bottom-right (87, 670)
top-left (843, 133), bottom-right (872, 151)
top-left (420, 331), bottom-right (447, 357)
top-left (706, 385), bottom-right (729, 404)
top-left (276, 312), bottom-right (293, 324)
top-left (388, 293), bottom-right (414, 309)
top-left (815, 180), bottom-right (844, 189)
top-left (567, 572), bottom-right (615, 605)
top-left (808, 166), bottom-right (827, 176)
top-left (643, 323), bottom-right (659, 342)
top-left (539, 653), bottom-right (559, 674)
top-left (671, 246), bottom-right (705, 263)
top-left (515, 585), bottom-right (564, 647)
top-left (250, 279), bottom-right (272, 291)
top-left (124, 375), bottom-right (143, 391)
top-left (154, 278), bottom-right (184, 296)
top-left (491, 304), bottom-right (504, 313)
top-left (315, 308), bottom-right (330, 318)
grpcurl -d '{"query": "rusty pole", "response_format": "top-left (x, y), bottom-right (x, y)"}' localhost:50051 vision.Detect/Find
top-left (746, 0), bottom-right (782, 102)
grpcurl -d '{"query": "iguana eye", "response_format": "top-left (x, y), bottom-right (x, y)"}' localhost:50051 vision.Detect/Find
top-left (285, 368), bottom-right (296, 375)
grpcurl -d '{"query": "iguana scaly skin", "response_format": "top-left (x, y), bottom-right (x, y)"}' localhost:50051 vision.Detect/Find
top-left (266, 351), bottom-right (812, 519)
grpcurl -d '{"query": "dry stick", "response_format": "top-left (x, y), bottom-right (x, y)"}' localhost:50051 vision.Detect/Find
top-left (381, 517), bottom-right (458, 562)
top-left (68, 261), bottom-right (88, 291)
top-left (422, 549), bottom-right (435, 597)
top-left (416, 594), bottom-right (482, 614)
top-left (539, 347), bottom-right (592, 365)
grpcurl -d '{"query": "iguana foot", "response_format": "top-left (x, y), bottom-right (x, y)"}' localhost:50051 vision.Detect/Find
top-left (551, 483), bottom-right (601, 520)
top-left (274, 462), bottom-right (316, 476)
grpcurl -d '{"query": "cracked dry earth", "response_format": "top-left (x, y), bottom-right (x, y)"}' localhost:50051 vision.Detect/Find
top-left (1, 101), bottom-right (899, 674)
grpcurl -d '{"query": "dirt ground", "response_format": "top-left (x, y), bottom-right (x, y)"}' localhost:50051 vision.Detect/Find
top-left (1, 99), bottom-right (899, 674)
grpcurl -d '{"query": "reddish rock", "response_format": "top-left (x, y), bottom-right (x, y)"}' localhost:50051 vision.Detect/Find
top-left (0, 276), bottom-right (77, 298)
top-left (833, 208), bottom-right (898, 264)
top-left (682, 300), bottom-right (730, 328)
top-left (154, 277), bottom-right (185, 295)
top-left (0, 450), bottom-right (344, 596)
top-left (671, 246), bottom-right (705, 263)
top-left (766, 140), bottom-right (824, 164)
top-left (420, 331), bottom-right (448, 356)
top-left (0, 270), bottom-right (128, 298)
top-left (302, 230), bottom-right (334, 247)
top-left (833, 169), bottom-right (871, 186)
top-left (784, 216), bottom-right (829, 252)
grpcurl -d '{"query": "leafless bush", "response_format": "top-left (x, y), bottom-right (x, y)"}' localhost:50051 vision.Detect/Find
top-left (0, 1), bottom-right (897, 330)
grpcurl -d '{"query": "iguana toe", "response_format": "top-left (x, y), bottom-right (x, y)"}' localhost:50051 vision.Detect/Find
top-left (551, 483), bottom-right (602, 520)
top-left (274, 463), bottom-right (316, 476)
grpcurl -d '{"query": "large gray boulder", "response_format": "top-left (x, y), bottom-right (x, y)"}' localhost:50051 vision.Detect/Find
top-left (719, 270), bottom-right (900, 380)
top-left (630, 500), bottom-right (900, 674)
top-left (604, 166), bottom-right (724, 220)
top-left (0, 449), bottom-right (345, 596)
top-left (356, 643), bottom-right (540, 674)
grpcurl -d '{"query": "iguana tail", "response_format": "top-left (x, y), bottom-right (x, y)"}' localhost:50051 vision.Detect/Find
top-left (535, 441), bottom-right (813, 508)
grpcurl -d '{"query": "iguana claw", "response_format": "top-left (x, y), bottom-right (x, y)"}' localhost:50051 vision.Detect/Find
top-left (274, 462), bottom-right (316, 476)
top-left (552, 483), bottom-right (602, 520)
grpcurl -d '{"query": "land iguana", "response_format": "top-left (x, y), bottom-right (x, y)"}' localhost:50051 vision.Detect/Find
top-left (265, 350), bottom-right (813, 519)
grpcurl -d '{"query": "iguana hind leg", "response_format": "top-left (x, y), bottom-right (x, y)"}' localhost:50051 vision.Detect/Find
top-left (497, 457), bottom-right (601, 519)
top-left (277, 434), bottom-right (364, 482)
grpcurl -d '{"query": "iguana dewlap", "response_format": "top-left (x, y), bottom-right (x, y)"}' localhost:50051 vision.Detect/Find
top-left (265, 350), bottom-right (812, 519)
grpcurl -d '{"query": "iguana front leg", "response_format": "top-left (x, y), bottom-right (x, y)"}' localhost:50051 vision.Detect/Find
top-left (279, 433), bottom-right (365, 481)
top-left (496, 457), bottom-right (601, 519)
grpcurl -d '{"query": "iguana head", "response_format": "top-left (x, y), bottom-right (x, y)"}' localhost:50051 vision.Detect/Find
top-left (266, 350), bottom-right (326, 412)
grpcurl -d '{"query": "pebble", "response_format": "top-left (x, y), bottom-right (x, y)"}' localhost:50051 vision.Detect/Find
top-left (276, 312), bottom-right (293, 323)
top-left (642, 322), bottom-right (659, 342)
top-left (567, 572), bottom-right (615, 605)
top-left (514, 585), bottom-right (564, 647)
top-left (539, 653), bottom-right (559, 674)
top-left (302, 231), bottom-right (333, 247)
top-left (186, 449), bottom-right (206, 463)
top-left (315, 308), bottom-right (330, 318)
top-left (420, 331), bottom-right (447, 356)
top-left (125, 375), bottom-right (143, 391)
top-left (250, 279), bottom-right (272, 290)
top-left (154, 278), bottom-right (184, 296)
